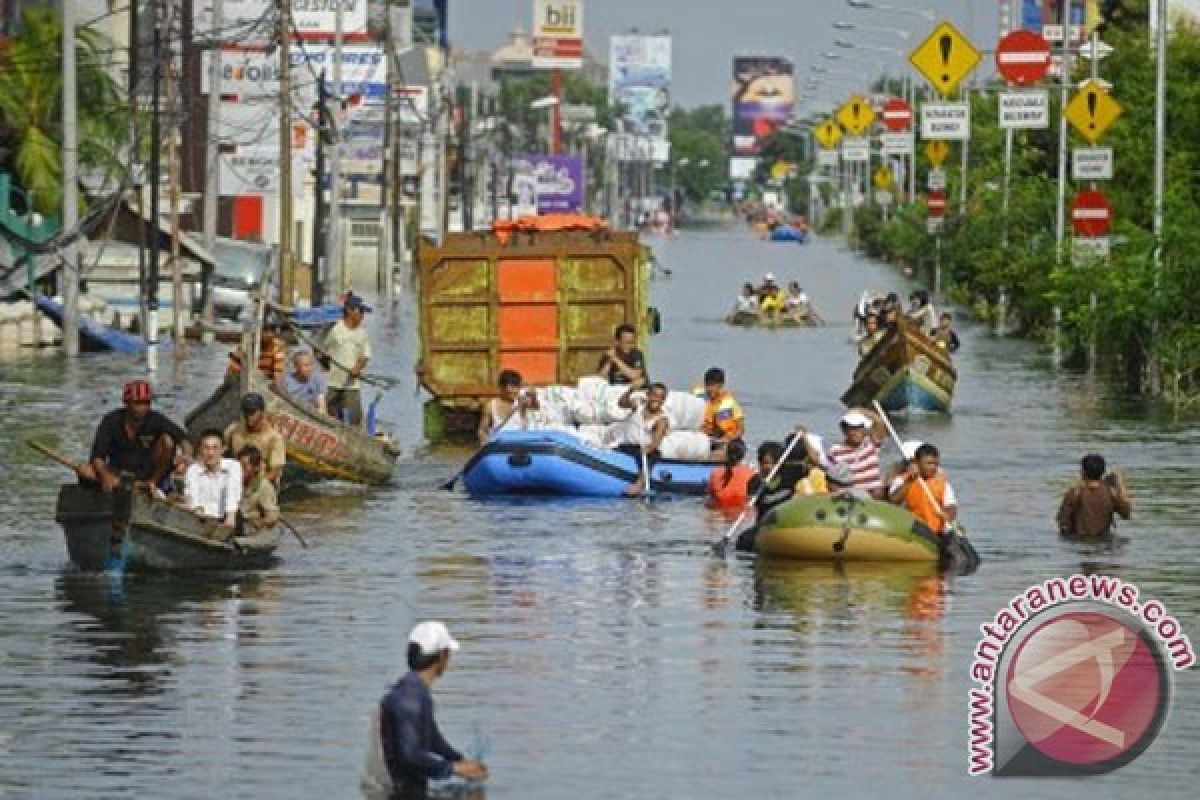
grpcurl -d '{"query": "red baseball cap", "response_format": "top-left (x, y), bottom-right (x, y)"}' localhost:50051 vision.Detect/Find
top-left (123, 380), bottom-right (153, 403)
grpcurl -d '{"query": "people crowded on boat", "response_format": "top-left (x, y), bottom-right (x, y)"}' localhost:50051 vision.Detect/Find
top-left (323, 292), bottom-right (373, 427)
top-left (856, 314), bottom-right (884, 357)
top-left (615, 381), bottom-right (671, 496)
top-left (1056, 453), bottom-right (1132, 538)
top-left (81, 380), bottom-right (191, 494)
top-left (597, 323), bottom-right (647, 386)
top-left (183, 428), bottom-right (242, 533)
top-left (225, 392), bottom-right (287, 485)
top-left (934, 313), bottom-right (960, 354)
top-left (282, 347), bottom-right (328, 413)
top-left (888, 442), bottom-right (958, 536)
top-left (907, 290), bottom-right (938, 335)
top-left (699, 367), bottom-right (745, 456)
top-left (237, 445), bottom-right (280, 532)
top-left (477, 369), bottom-right (539, 443)
top-left (707, 438), bottom-right (754, 511)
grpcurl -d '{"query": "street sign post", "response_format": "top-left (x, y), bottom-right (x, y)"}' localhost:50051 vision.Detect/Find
top-left (1066, 80), bottom-right (1123, 144)
top-left (1070, 189), bottom-right (1112, 237)
top-left (882, 98), bottom-right (913, 132)
top-left (874, 166), bottom-right (894, 190)
top-left (909, 21), bottom-right (982, 97)
top-left (876, 190), bottom-right (893, 206)
top-left (815, 119), bottom-right (843, 150)
top-left (837, 96), bottom-right (876, 136)
top-left (927, 168), bottom-right (946, 191)
top-left (995, 29), bottom-right (1052, 85)
top-left (841, 136), bottom-right (870, 163)
top-left (924, 140), bottom-right (950, 166)
top-left (927, 189), bottom-right (947, 217)
top-left (816, 149), bottom-right (840, 168)
top-left (1072, 147), bottom-right (1114, 181)
top-left (920, 103), bottom-right (970, 140)
top-left (881, 132), bottom-right (915, 156)
top-left (999, 90), bottom-right (1050, 129)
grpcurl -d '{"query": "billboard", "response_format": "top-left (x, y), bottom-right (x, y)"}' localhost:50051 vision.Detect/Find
top-left (203, 45), bottom-right (388, 105)
top-left (532, 0), bottom-right (584, 69)
top-left (511, 155), bottom-right (584, 213)
top-left (194, 1), bottom-right (369, 42)
top-left (730, 56), bottom-right (794, 157)
top-left (609, 34), bottom-right (672, 143)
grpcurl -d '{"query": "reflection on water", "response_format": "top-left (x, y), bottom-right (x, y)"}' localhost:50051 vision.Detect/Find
top-left (1, 230), bottom-right (1198, 798)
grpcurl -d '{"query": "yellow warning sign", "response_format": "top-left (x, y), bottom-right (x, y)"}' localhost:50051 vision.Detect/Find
top-left (925, 140), bottom-right (951, 166)
top-left (814, 119), bottom-right (843, 150)
top-left (909, 21), bottom-right (982, 98)
top-left (1066, 79), bottom-right (1122, 144)
top-left (836, 95), bottom-right (876, 136)
top-left (874, 166), bottom-right (894, 190)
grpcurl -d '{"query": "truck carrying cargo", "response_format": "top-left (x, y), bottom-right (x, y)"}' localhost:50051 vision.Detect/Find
top-left (416, 216), bottom-right (656, 440)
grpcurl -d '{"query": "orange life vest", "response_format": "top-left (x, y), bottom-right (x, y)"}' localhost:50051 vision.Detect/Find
top-left (708, 464), bottom-right (754, 509)
top-left (904, 473), bottom-right (950, 535)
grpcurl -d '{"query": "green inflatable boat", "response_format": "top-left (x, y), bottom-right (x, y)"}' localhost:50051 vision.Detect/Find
top-left (755, 494), bottom-right (943, 562)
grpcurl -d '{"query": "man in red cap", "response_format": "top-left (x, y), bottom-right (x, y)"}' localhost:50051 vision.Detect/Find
top-left (81, 380), bottom-right (190, 493)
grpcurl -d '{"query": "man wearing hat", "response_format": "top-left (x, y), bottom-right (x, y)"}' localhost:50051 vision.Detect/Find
top-left (376, 621), bottom-right (488, 796)
top-left (758, 273), bottom-right (785, 321)
top-left (224, 392), bottom-right (286, 485)
top-left (824, 407), bottom-right (887, 499)
top-left (83, 380), bottom-right (190, 493)
top-left (322, 292), bottom-right (373, 427)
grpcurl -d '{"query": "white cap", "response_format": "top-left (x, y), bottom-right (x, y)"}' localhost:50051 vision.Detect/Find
top-left (901, 440), bottom-right (924, 461)
top-left (840, 410), bottom-right (872, 429)
top-left (764, 272), bottom-right (777, 282)
top-left (409, 621), bottom-right (460, 656)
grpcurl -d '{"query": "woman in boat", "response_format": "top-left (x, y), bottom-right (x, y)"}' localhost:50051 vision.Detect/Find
top-left (477, 370), bottom-right (538, 444)
top-left (615, 382), bottom-right (671, 497)
top-left (707, 439), bottom-right (754, 511)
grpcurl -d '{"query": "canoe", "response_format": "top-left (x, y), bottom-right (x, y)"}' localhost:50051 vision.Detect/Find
top-left (755, 494), bottom-right (944, 562)
top-left (841, 317), bottom-right (956, 412)
top-left (725, 310), bottom-right (818, 328)
top-left (185, 371), bottom-right (400, 486)
top-left (462, 429), bottom-right (718, 497)
top-left (54, 484), bottom-right (281, 572)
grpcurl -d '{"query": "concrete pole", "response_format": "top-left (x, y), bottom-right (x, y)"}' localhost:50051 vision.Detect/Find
top-left (147, 0), bottom-right (163, 372)
top-left (1150, 0), bottom-right (1167, 393)
top-left (1052, 0), bottom-right (1072, 365)
top-left (279, 0), bottom-right (294, 306)
top-left (61, 0), bottom-right (79, 357)
top-left (168, 38), bottom-right (185, 348)
top-left (329, 1), bottom-right (344, 294)
top-left (202, 0), bottom-right (222, 342)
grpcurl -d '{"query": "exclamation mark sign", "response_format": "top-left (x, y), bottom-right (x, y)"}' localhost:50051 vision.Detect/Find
top-left (852, 102), bottom-right (861, 124)
top-left (1087, 90), bottom-right (1098, 130)
top-left (939, 34), bottom-right (953, 86)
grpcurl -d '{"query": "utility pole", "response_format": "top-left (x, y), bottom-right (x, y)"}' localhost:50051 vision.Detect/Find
top-left (278, 0), bottom-right (294, 306)
top-left (147, 0), bottom-right (164, 372)
top-left (1150, 0), bottom-right (1167, 393)
top-left (61, 0), bottom-right (79, 357)
top-left (202, 0), bottom-right (223, 341)
top-left (167, 3), bottom-right (185, 348)
top-left (381, 7), bottom-right (395, 303)
top-left (1051, 0), bottom-right (1072, 365)
top-left (328, 1), bottom-right (344, 294)
top-left (312, 71), bottom-right (329, 305)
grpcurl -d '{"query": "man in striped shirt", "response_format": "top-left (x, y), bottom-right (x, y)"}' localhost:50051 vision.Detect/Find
top-left (824, 409), bottom-right (887, 499)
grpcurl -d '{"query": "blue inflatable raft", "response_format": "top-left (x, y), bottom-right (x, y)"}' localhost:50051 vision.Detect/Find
top-left (769, 225), bottom-right (807, 243)
top-left (462, 430), bottom-right (718, 497)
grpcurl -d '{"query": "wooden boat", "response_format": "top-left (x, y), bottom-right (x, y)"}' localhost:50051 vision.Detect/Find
top-left (725, 309), bottom-right (819, 328)
top-left (54, 484), bottom-right (281, 572)
top-left (186, 370), bottom-right (399, 485)
top-left (841, 317), bottom-right (956, 412)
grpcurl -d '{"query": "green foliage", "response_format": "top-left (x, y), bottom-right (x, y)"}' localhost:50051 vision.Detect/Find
top-left (0, 7), bottom-right (131, 217)
top-left (668, 105), bottom-right (729, 203)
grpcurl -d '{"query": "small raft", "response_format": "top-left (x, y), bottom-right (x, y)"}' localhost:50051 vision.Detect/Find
top-left (755, 494), bottom-right (943, 562)
top-left (462, 429), bottom-right (718, 497)
top-left (768, 225), bottom-right (807, 243)
top-left (725, 310), bottom-right (818, 328)
top-left (841, 318), bottom-right (956, 413)
top-left (54, 485), bottom-right (281, 572)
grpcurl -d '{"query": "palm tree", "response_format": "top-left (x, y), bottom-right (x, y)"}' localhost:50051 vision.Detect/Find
top-left (0, 7), bottom-right (132, 219)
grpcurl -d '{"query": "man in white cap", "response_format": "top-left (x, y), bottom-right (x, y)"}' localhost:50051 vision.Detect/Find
top-left (376, 621), bottom-right (488, 796)
top-left (824, 407), bottom-right (887, 499)
top-left (758, 273), bottom-right (784, 322)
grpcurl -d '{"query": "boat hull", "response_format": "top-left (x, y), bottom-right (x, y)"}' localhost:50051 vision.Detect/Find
top-left (755, 495), bottom-right (942, 562)
top-left (725, 310), bottom-right (815, 328)
top-left (841, 320), bottom-right (956, 413)
top-left (462, 430), bottom-right (717, 497)
top-left (54, 485), bottom-right (280, 572)
top-left (186, 374), bottom-right (398, 485)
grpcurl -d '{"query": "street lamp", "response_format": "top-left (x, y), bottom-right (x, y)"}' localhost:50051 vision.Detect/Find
top-left (845, 0), bottom-right (935, 22)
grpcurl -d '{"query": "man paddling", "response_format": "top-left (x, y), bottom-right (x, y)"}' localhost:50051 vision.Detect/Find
top-left (83, 380), bottom-right (190, 493)
top-left (324, 292), bottom-right (373, 426)
top-left (615, 382), bottom-right (671, 496)
top-left (377, 622), bottom-right (488, 797)
top-left (888, 443), bottom-right (958, 536)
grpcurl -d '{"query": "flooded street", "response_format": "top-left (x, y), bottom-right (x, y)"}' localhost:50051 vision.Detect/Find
top-left (1, 227), bottom-right (1197, 798)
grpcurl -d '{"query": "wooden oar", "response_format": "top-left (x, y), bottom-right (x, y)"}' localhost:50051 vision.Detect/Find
top-left (640, 447), bottom-right (655, 500)
top-left (871, 401), bottom-right (981, 569)
top-left (26, 439), bottom-right (84, 472)
top-left (712, 432), bottom-right (805, 557)
top-left (277, 515), bottom-right (309, 548)
top-left (439, 401), bottom-right (522, 491)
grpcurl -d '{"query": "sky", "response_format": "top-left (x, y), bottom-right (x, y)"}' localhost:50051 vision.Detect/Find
top-left (449, 0), bottom-right (1001, 110)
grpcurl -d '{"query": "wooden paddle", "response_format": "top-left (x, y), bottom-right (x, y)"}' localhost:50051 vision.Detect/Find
top-left (712, 432), bottom-right (805, 557)
top-left (871, 401), bottom-right (981, 569)
top-left (26, 439), bottom-right (84, 472)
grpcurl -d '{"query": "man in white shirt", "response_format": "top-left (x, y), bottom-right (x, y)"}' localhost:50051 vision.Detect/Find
top-left (184, 428), bottom-right (242, 529)
top-left (322, 292), bottom-right (373, 426)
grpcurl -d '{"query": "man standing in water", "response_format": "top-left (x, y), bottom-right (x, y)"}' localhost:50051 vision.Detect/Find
top-left (1056, 454), bottom-right (1132, 537)
top-left (324, 292), bottom-right (373, 426)
top-left (377, 621), bottom-right (488, 797)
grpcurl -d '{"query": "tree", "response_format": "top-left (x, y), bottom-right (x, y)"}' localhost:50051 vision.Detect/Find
top-left (667, 105), bottom-right (729, 202)
top-left (0, 7), bottom-right (131, 218)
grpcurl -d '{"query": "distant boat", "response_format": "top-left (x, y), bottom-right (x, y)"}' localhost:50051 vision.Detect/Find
top-left (768, 225), bottom-right (807, 243)
top-left (841, 318), bottom-right (956, 413)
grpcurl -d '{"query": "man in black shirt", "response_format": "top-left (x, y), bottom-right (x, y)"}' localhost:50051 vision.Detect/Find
top-left (597, 323), bottom-right (647, 386)
top-left (378, 621), bottom-right (487, 797)
top-left (83, 380), bottom-right (190, 493)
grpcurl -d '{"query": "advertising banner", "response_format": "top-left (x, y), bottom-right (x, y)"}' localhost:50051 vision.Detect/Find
top-left (731, 56), bottom-right (794, 157)
top-left (532, 0), bottom-right (584, 69)
top-left (203, 44), bottom-right (388, 105)
top-left (511, 155), bottom-right (584, 213)
top-left (194, 1), bottom-right (368, 43)
top-left (609, 34), bottom-right (671, 143)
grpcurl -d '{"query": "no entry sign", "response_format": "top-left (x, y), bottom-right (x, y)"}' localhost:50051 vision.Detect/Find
top-left (927, 190), bottom-right (947, 218)
top-left (882, 98), bottom-right (913, 132)
top-left (996, 30), bottom-right (1052, 85)
top-left (1070, 189), bottom-right (1112, 237)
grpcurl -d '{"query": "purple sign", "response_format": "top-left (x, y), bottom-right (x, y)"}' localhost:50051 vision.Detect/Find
top-left (513, 155), bottom-right (584, 214)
